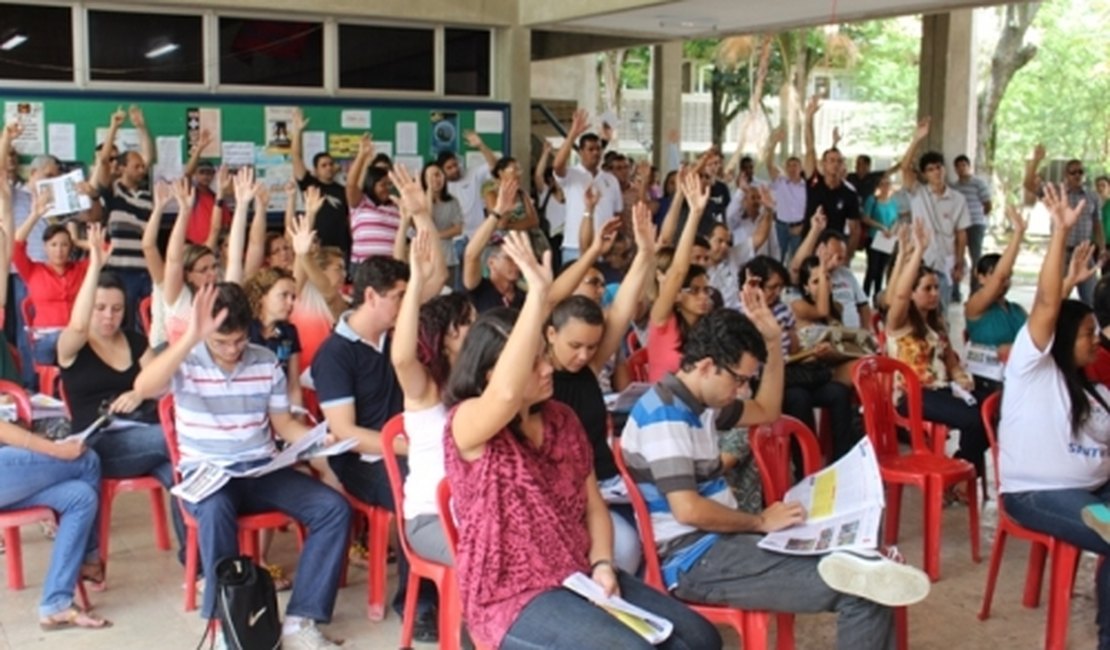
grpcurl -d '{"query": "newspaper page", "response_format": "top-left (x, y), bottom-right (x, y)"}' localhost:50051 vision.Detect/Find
top-left (562, 572), bottom-right (673, 644)
top-left (35, 169), bottom-right (92, 218)
top-left (758, 437), bottom-right (885, 555)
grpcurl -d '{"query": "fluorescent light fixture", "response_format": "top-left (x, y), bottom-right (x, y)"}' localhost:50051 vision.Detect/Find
top-left (145, 42), bottom-right (179, 59)
top-left (0, 34), bottom-right (28, 51)
top-left (656, 16), bottom-right (717, 31)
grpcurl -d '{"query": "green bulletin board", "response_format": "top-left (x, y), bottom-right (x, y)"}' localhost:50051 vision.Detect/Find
top-left (2, 89), bottom-right (509, 211)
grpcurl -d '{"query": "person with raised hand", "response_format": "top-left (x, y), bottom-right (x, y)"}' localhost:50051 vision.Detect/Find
top-left (553, 109), bottom-right (623, 264)
top-left (155, 176), bottom-right (218, 348)
top-left (463, 175), bottom-right (526, 312)
top-left (885, 219), bottom-right (988, 481)
top-left (420, 161), bottom-right (464, 287)
top-left (997, 185), bottom-right (1110, 648)
top-left (802, 96), bottom-right (861, 254)
top-left (290, 108), bottom-right (350, 260)
top-left (346, 133), bottom-right (401, 264)
top-left (444, 230), bottom-right (719, 650)
top-left (547, 201), bottom-right (657, 574)
top-left (646, 169), bottom-right (712, 382)
top-left (287, 207), bottom-right (347, 371)
top-left (224, 166), bottom-right (262, 285)
top-left (388, 164), bottom-right (448, 303)
top-left (481, 155), bottom-right (548, 258)
top-left (58, 223), bottom-right (185, 566)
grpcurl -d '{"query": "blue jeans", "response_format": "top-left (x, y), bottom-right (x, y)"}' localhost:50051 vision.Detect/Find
top-left (90, 424), bottom-right (187, 558)
top-left (502, 570), bottom-right (721, 650)
top-left (30, 329), bottom-right (60, 367)
top-left (0, 446), bottom-right (101, 617)
top-left (1004, 483), bottom-right (1110, 650)
top-left (110, 267), bottom-right (153, 333)
top-left (10, 276), bottom-right (35, 388)
top-left (184, 467), bottom-right (351, 621)
top-left (328, 453), bottom-right (438, 616)
top-left (775, 221), bottom-right (803, 264)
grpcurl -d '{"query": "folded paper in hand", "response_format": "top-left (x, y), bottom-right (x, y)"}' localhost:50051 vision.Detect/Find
top-left (562, 572), bottom-right (673, 644)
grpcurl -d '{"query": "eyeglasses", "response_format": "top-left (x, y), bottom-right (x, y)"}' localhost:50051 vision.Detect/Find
top-left (1068, 169), bottom-right (1086, 176)
top-left (681, 286), bottom-right (713, 296)
top-left (718, 365), bottom-right (756, 386)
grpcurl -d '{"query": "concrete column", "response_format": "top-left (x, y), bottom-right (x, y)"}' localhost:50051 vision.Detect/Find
top-left (494, 25), bottom-right (532, 184)
top-left (652, 40), bottom-right (683, 173)
top-left (918, 10), bottom-right (977, 163)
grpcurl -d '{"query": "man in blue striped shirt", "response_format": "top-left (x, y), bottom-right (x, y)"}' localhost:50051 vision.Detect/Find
top-left (134, 283), bottom-right (350, 650)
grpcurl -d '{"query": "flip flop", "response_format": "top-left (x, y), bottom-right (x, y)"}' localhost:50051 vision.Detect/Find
top-left (40, 607), bottom-right (113, 632)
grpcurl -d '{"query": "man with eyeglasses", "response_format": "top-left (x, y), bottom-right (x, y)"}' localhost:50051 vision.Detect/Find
top-left (1024, 144), bottom-right (1103, 304)
top-left (621, 295), bottom-right (929, 650)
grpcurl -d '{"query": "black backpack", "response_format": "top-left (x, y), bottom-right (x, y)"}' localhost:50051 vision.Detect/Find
top-left (212, 556), bottom-right (281, 650)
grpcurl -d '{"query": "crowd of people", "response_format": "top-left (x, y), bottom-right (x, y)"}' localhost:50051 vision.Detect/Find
top-left (2, 97), bottom-right (1110, 650)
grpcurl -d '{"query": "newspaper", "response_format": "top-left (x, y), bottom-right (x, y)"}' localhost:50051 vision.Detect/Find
top-left (170, 422), bottom-right (358, 503)
top-left (562, 572), bottom-right (673, 644)
top-left (758, 438), bottom-right (885, 556)
top-left (35, 169), bottom-right (92, 217)
top-left (603, 382), bottom-right (652, 413)
top-left (60, 413), bottom-right (149, 445)
top-left (30, 393), bottom-right (67, 419)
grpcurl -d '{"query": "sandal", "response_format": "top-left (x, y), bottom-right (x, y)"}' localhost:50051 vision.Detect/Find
top-left (348, 542), bottom-right (369, 569)
top-left (266, 564), bottom-right (293, 592)
top-left (80, 561), bottom-right (106, 591)
top-left (40, 607), bottom-right (112, 631)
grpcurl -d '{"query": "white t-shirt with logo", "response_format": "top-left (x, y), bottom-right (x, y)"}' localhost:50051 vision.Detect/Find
top-left (999, 325), bottom-right (1110, 494)
top-left (829, 267), bottom-right (867, 329)
top-left (555, 164), bottom-right (622, 252)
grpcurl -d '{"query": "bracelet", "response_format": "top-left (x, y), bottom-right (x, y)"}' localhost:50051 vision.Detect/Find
top-left (486, 210), bottom-right (502, 220)
top-left (590, 559), bottom-right (614, 573)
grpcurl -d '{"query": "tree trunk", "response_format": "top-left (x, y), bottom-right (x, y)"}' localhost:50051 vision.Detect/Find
top-left (976, 3), bottom-right (1040, 177)
top-left (598, 49), bottom-right (628, 117)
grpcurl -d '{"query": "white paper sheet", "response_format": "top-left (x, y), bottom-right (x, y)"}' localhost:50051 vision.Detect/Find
top-left (870, 230), bottom-right (897, 254)
top-left (474, 110), bottom-right (503, 134)
top-left (35, 169), bottom-right (92, 217)
top-left (341, 110), bottom-right (371, 130)
top-left (301, 131), bottom-right (326, 169)
top-left (395, 156), bottom-right (425, 174)
top-left (152, 136), bottom-right (184, 183)
top-left (4, 101), bottom-right (45, 154)
top-left (47, 123), bottom-right (76, 161)
top-left (222, 141), bottom-right (255, 167)
top-left (375, 141), bottom-right (393, 160)
top-left (95, 127), bottom-right (141, 153)
top-left (395, 122), bottom-right (418, 155)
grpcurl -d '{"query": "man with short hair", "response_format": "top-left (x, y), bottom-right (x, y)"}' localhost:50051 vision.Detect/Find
top-left (899, 118), bottom-right (969, 315)
top-left (621, 300), bottom-right (929, 650)
top-left (764, 128), bottom-right (807, 263)
top-left (553, 109), bottom-right (622, 263)
top-left (291, 108), bottom-right (351, 260)
top-left (951, 154), bottom-right (993, 295)
top-left (847, 154), bottom-right (885, 202)
top-left (133, 283), bottom-right (351, 650)
top-left (1024, 144), bottom-right (1102, 305)
top-left (802, 98), bottom-right (861, 254)
top-left (312, 255), bottom-right (439, 641)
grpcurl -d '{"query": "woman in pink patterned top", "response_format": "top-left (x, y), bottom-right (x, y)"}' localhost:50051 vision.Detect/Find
top-left (443, 232), bottom-right (719, 649)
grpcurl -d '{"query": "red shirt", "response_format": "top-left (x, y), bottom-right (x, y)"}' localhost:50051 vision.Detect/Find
top-left (185, 186), bottom-right (230, 246)
top-left (1086, 339), bottom-right (1110, 387)
top-left (13, 240), bottom-right (89, 328)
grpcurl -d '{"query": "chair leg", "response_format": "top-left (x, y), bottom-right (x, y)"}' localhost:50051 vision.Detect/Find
top-left (399, 568), bottom-right (420, 648)
top-left (98, 485), bottom-right (115, 566)
top-left (438, 572), bottom-right (462, 650)
top-left (884, 484), bottom-right (904, 546)
top-left (4, 526), bottom-right (24, 590)
top-left (925, 478), bottom-right (943, 582)
top-left (978, 529), bottom-right (1008, 620)
top-left (367, 508), bottom-right (390, 621)
top-left (148, 488), bottom-right (171, 551)
top-left (895, 605), bottom-right (908, 650)
top-left (1045, 544), bottom-right (1081, 650)
top-left (1024, 542), bottom-right (1049, 608)
top-left (774, 613), bottom-right (795, 650)
top-left (184, 529), bottom-right (199, 612)
top-left (741, 612), bottom-right (770, 650)
top-left (966, 477), bottom-right (981, 563)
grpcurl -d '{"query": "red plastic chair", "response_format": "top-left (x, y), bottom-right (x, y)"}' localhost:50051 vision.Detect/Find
top-left (342, 495), bottom-right (392, 621)
top-left (625, 329), bottom-right (642, 353)
top-left (627, 347), bottom-right (649, 383)
top-left (612, 441), bottom-right (780, 650)
top-left (977, 392), bottom-right (1081, 650)
top-left (158, 395), bottom-right (303, 611)
top-left (20, 298), bottom-right (60, 396)
top-left (381, 415), bottom-right (465, 650)
top-left (750, 417), bottom-right (909, 650)
top-left (852, 356), bottom-right (981, 581)
top-left (138, 296), bottom-right (153, 336)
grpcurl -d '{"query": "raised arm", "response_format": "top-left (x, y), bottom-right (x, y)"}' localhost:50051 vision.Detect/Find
top-left (789, 207), bottom-right (826, 282)
top-left (554, 109), bottom-right (589, 178)
top-left (161, 177), bottom-right (197, 305)
top-left (554, 216), bottom-right (619, 307)
top-left (1023, 144), bottom-right (1046, 200)
top-left (655, 170), bottom-right (686, 247)
top-left (577, 185), bottom-right (601, 253)
top-left (134, 284), bottom-right (225, 399)
top-left (463, 131), bottom-right (497, 172)
top-left (390, 165), bottom-right (447, 301)
top-left (886, 220), bottom-right (928, 332)
top-left (224, 167), bottom-right (259, 286)
top-left (243, 185), bottom-right (270, 279)
top-left (463, 177), bottom-right (516, 291)
top-left (290, 108), bottom-right (309, 182)
top-left (899, 117), bottom-right (930, 194)
top-left (182, 129), bottom-right (212, 179)
top-left (129, 105), bottom-right (154, 167)
top-left (94, 107), bottom-right (126, 189)
top-left (14, 190), bottom-right (49, 244)
top-left (451, 232), bottom-right (553, 459)
top-left (534, 140), bottom-right (552, 192)
top-left (737, 282), bottom-right (784, 426)
top-left (591, 203), bottom-right (656, 373)
top-left (964, 209), bottom-right (1027, 321)
top-left (802, 96), bottom-right (820, 178)
top-left (391, 227), bottom-right (436, 409)
top-left (141, 181), bottom-right (172, 286)
top-left (282, 181), bottom-right (297, 234)
top-left (345, 133), bottom-right (373, 208)
top-left (650, 170), bottom-right (707, 326)
top-left (765, 127), bottom-right (784, 181)
top-left (289, 212), bottom-right (336, 300)
top-left (1029, 184), bottom-right (1084, 351)
top-left (57, 224), bottom-right (108, 366)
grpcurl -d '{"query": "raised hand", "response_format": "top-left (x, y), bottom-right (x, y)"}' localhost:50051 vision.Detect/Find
top-left (358, 132), bottom-right (374, 159)
top-left (109, 106), bottom-right (126, 129)
top-left (254, 184), bottom-right (271, 211)
top-left (303, 185), bottom-right (324, 219)
top-left (631, 201), bottom-right (656, 257)
top-left (186, 283), bottom-right (228, 343)
top-left (388, 165), bottom-right (429, 219)
top-left (804, 95), bottom-right (821, 117)
top-left (758, 185), bottom-right (776, 211)
top-left (3, 120), bottom-right (23, 141)
top-left (540, 140), bottom-right (553, 157)
top-left (912, 218), bottom-right (931, 251)
top-left (87, 223), bottom-right (109, 268)
top-left (810, 206), bottom-right (828, 233)
top-left (1005, 205), bottom-right (1027, 235)
top-left (152, 181), bottom-right (172, 211)
top-left (568, 109), bottom-right (590, 139)
top-left (1032, 143), bottom-right (1047, 162)
top-left (740, 279), bottom-right (782, 343)
top-left (1065, 241), bottom-right (1097, 288)
top-left (233, 166), bottom-right (258, 204)
top-left (1043, 183), bottom-right (1084, 231)
top-left (770, 126), bottom-right (785, 144)
top-left (216, 165), bottom-right (232, 198)
top-left (592, 217), bottom-right (623, 255)
top-left (896, 222), bottom-right (913, 255)
top-left (680, 170), bottom-right (709, 214)
top-left (408, 227), bottom-right (436, 284)
top-left (283, 180), bottom-right (297, 201)
top-left (172, 176), bottom-right (195, 212)
top-left (500, 230), bottom-right (552, 293)
top-left (495, 176), bottom-right (519, 217)
top-left (913, 117), bottom-right (931, 142)
top-left (194, 128), bottom-right (213, 153)
top-left (831, 126), bottom-right (842, 148)
top-left (287, 214), bottom-right (316, 256)
top-left (28, 188), bottom-right (52, 219)
top-left (128, 105), bottom-right (146, 129)
top-left (291, 108), bottom-right (308, 133)
top-left (463, 130), bottom-right (483, 148)
top-left (584, 184), bottom-right (600, 213)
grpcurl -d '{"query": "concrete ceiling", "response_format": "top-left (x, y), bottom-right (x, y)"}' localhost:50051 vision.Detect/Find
top-left (538, 0), bottom-right (1004, 38)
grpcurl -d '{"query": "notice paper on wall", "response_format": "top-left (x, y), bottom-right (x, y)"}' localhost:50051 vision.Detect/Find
top-left (341, 110), bottom-right (371, 130)
top-left (47, 123), bottom-right (76, 161)
top-left (35, 169), bottom-right (92, 218)
top-left (264, 106), bottom-right (296, 154)
top-left (95, 127), bottom-right (141, 153)
top-left (4, 101), bottom-right (46, 155)
top-left (222, 141), bottom-right (255, 168)
top-left (301, 131), bottom-right (326, 169)
top-left (152, 136), bottom-right (183, 184)
top-left (395, 122), bottom-right (418, 155)
top-left (474, 110), bottom-right (503, 134)
top-left (395, 156), bottom-right (425, 174)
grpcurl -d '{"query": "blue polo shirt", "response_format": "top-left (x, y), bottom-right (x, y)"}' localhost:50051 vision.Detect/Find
top-left (311, 311), bottom-right (403, 462)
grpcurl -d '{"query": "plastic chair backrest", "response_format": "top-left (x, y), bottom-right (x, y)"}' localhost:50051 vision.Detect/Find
top-left (611, 441), bottom-right (664, 589)
top-left (138, 296), bottom-right (153, 336)
top-left (852, 355), bottom-right (930, 456)
top-left (158, 394), bottom-right (184, 482)
top-left (380, 414), bottom-right (420, 561)
top-left (627, 347), bottom-right (650, 383)
top-left (0, 379), bottom-right (33, 424)
top-left (980, 391), bottom-right (1002, 493)
top-left (625, 330), bottom-right (642, 354)
top-left (20, 298), bottom-right (34, 331)
top-left (749, 416), bottom-right (823, 504)
top-left (436, 479), bottom-right (459, 561)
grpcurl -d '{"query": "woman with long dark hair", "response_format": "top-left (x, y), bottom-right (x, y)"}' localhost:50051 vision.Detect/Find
top-left (443, 230), bottom-right (719, 650)
top-left (347, 135), bottom-right (401, 263)
top-left (999, 185), bottom-right (1110, 649)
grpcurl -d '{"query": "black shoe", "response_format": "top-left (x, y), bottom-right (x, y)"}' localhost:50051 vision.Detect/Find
top-left (414, 609), bottom-right (439, 644)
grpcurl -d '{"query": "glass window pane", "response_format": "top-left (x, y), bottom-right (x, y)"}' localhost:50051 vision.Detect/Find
top-left (339, 25), bottom-right (433, 92)
top-left (0, 3), bottom-right (73, 81)
top-left (219, 18), bottom-right (323, 87)
top-left (444, 29), bottom-right (490, 96)
top-left (88, 10), bottom-right (203, 83)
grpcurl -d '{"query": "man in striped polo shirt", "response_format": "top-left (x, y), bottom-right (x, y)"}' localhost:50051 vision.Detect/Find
top-left (134, 283), bottom-right (350, 650)
top-left (621, 292), bottom-right (928, 649)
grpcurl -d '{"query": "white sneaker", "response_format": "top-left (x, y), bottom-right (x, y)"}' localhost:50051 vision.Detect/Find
top-left (282, 621), bottom-right (344, 650)
top-left (817, 550), bottom-right (931, 607)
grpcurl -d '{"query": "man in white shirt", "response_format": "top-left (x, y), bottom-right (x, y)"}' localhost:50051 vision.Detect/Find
top-left (764, 127), bottom-right (807, 263)
top-left (553, 109), bottom-right (622, 262)
top-left (438, 148), bottom-right (490, 289)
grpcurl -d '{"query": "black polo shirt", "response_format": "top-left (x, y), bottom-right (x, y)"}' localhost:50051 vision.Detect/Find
top-left (468, 277), bottom-right (525, 314)
top-left (804, 172), bottom-right (860, 236)
top-left (298, 173), bottom-right (350, 256)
